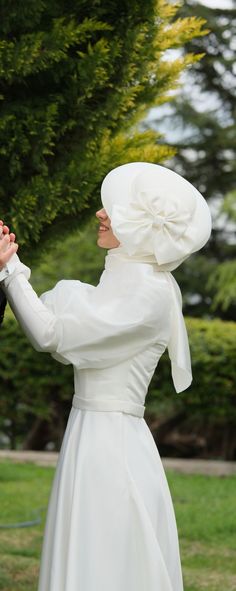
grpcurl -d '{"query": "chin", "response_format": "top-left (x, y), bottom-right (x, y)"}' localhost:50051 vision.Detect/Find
top-left (97, 237), bottom-right (110, 249)
top-left (97, 233), bottom-right (120, 249)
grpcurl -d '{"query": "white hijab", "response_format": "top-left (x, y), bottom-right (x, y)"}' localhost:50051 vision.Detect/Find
top-left (101, 162), bottom-right (212, 393)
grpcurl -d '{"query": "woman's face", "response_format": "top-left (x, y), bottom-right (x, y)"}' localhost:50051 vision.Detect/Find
top-left (96, 208), bottom-right (120, 249)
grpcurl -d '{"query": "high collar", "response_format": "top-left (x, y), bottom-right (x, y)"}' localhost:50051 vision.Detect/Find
top-left (105, 245), bottom-right (161, 271)
top-left (104, 245), bottom-right (192, 395)
top-left (104, 245), bottom-right (185, 273)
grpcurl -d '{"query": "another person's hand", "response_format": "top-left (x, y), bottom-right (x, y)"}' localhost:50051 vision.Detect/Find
top-left (0, 220), bottom-right (18, 271)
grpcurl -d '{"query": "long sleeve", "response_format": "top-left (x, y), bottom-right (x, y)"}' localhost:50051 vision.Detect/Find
top-left (1, 255), bottom-right (61, 353)
top-left (1, 254), bottom-right (172, 370)
top-left (0, 254), bottom-right (20, 282)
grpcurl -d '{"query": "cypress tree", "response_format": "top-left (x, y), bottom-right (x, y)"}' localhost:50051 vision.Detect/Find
top-left (150, 1), bottom-right (236, 319)
top-left (0, 0), bottom-right (206, 258)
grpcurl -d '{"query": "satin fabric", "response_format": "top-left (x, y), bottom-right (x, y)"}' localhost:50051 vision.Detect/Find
top-left (1, 251), bottom-right (185, 590)
top-left (38, 410), bottom-right (183, 591)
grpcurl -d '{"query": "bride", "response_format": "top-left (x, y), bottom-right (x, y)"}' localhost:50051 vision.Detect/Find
top-left (0, 162), bottom-right (211, 591)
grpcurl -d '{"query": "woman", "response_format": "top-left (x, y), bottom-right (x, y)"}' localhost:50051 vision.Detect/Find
top-left (0, 162), bottom-right (211, 591)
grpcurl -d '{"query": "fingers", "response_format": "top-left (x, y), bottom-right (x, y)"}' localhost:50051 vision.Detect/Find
top-left (0, 233), bottom-right (18, 253)
top-left (0, 224), bottom-right (16, 242)
top-left (0, 224), bottom-right (9, 238)
top-left (1, 225), bottom-right (11, 235)
top-left (0, 224), bottom-right (18, 270)
top-left (0, 240), bottom-right (18, 267)
top-left (1, 233), bottom-right (11, 248)
top-left (2, 234), bottom-right (11, 248)
top-left (2, 225), bottom-right (10, 234)
top-left (4, 242), bottom-right (19, 261)
top-left (0, 223), bottom-right (17, 270)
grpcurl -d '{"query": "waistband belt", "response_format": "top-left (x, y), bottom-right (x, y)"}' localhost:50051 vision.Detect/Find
top-left (72, 395), bottom-right (145, 418)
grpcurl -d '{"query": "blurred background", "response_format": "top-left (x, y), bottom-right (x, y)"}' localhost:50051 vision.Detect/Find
top-left (0, 0), bottom-right (235, 460)
top-left (0, 2), bottom-right (236, 590)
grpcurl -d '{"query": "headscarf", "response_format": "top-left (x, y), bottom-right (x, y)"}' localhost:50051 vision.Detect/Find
top-left (101, 162), bottom-right (212, 392)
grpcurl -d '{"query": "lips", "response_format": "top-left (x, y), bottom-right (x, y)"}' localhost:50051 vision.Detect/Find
top-left (98, 223), bottom-right (109, 232)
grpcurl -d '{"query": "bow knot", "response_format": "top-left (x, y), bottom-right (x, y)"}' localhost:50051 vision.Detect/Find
top-left (152, 214), bottom-right (166, 229)
top-left (110, 187), bottom-right (196, 266)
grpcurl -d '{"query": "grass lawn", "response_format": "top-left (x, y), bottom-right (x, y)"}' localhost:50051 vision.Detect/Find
top-left (0, 460), bottom-right (235, 591)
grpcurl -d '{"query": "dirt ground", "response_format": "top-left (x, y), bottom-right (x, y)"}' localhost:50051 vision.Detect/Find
top-left (0, 450), bottom-right (235, 476)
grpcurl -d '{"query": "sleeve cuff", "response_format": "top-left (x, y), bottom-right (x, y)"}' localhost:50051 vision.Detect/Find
top-left (0, 256), bottom-right (17, 281)
top-left (0, 253), bottom-right (31, 286)
top-left (0, 267), bottom-right (10, 282)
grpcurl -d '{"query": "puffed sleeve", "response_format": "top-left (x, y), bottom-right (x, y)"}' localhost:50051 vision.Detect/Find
top-left (40, 277), bottom-right (172, 368)
top-left (1, 255), bottom-right (171, 368)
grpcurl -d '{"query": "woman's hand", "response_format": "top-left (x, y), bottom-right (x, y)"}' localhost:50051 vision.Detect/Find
top-left (0, 220), bottom-right (19, 270)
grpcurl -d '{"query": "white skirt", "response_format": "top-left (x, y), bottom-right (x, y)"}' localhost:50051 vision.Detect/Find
top-left (38, 409), bottom-right (184, 591)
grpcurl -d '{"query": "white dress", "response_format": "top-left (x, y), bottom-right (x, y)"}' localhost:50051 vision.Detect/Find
top-left (2, 249), bottom-right (186, 591)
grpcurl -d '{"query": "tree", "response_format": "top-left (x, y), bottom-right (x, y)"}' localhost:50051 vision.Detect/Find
top-left (168, 1), bottom-right (236, 196)
top-left (207, 189), bottom-right (236, 313)
top-left (148, 0), bottom-right (236, 320)
top-left (0, 0), bottom-right (206, 260)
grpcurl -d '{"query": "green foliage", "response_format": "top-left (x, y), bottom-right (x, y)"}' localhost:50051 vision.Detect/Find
top-left (223, 190), bottom-right (236, 223)
top-left (207, 190), bottom-right (236, 312)
top-left (165, 1), bottom-right (236, 198)
top-left (207, 261), bottom-right (236, 312)
top-left (0, 312), bottom-right (73, 449)
top-left (148, 1), bottom-right (236, 320)
top-left (0, 0), bottom-right (206, 260)
top-left (30, 219), bottom-right (106, 292)
top-left (0, 460), bottom-right (53, 588)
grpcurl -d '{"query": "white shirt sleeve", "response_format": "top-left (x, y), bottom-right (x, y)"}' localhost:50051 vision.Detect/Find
top-left (0, 254), bottom-right (23, 282)
top-left (1, 255), bottom-right (62, 354)
top-left (0, 253), bottom-right (31, 283)
top-left (0, 267), bottom-right (9, 282)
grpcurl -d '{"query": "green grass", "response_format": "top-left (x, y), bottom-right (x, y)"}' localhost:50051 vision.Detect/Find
top-left (0, 462), bottom-right (53, 591)
top-left (167, 471), bottom-right (236, 591)
top-left (0, 460), bottom-right (235, 590)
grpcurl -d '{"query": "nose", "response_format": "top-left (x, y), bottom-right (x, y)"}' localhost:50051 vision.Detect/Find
top-left (96, 208), bottom-right (107, 219)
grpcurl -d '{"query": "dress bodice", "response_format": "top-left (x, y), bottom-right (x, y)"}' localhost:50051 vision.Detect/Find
top-left (72, 252), bottom-right (171, 406)
top-left (73, 340), bottom-right (166, 417)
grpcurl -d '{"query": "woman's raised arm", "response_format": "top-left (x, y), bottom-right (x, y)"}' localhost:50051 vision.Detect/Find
top-left (0, 223), bottom-right (61, 353)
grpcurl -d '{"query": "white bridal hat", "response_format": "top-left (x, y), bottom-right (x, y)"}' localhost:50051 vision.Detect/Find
top-left (101, 162), bottom-right (212, 271)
